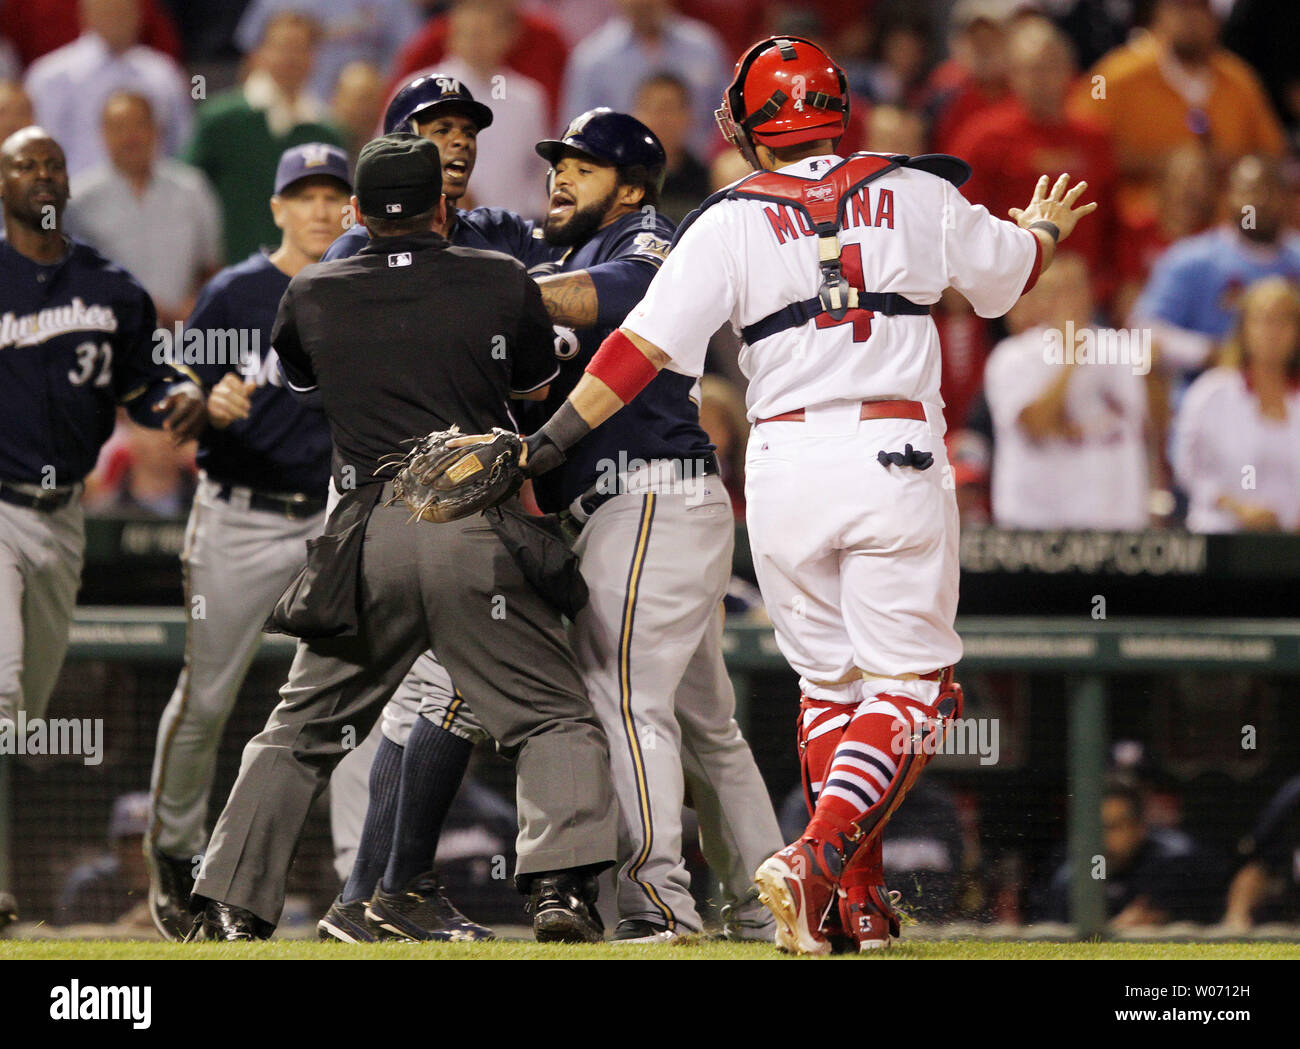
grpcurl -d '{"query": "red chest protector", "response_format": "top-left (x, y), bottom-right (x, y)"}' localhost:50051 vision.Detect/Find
top-left (683, 152), bottom-right (971, 345)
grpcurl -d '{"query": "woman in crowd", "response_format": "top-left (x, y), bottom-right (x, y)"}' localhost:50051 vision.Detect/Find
top-left (1173, 276), bottom-right (1300, 532)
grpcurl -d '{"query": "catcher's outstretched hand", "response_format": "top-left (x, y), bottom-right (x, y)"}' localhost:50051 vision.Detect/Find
top-left (1009, 173), bottom-right (1097, 242)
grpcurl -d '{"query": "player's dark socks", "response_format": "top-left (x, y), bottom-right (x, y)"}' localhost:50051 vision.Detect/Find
top-left (341, 736), bottom-right (404, 904)
top-left (381, 717), bottom-right (473, 894)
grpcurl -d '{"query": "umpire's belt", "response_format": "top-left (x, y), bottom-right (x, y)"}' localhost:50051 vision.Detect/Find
top-left (214, 482), bottom-right (327, 519)
top-left (0, 480), bottom-right (80, 513)
top-left (570, 452), bottom-right (720, 522)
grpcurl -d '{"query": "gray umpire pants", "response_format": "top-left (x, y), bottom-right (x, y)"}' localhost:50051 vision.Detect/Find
top-left (194, 488), bottom-right (619, 926)
top-left (571, 482), bottom-right (784, 932)
top-left (0, 493), bottom-right (83, 724)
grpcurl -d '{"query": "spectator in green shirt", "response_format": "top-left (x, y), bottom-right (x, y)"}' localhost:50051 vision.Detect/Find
top-left (185, 10), bottom-right (343, 263)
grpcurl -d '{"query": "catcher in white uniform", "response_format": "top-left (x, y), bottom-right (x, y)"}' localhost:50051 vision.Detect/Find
top-left (516, 35), bottom-right (1097, 954)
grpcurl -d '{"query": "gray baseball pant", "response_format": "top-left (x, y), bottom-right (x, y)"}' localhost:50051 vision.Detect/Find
top-left (148, 475), bottom-right (326, 860)
top-left (570, 483), bottom-right (784, 932)
top-left (0, 494), bottom-right (84, 724)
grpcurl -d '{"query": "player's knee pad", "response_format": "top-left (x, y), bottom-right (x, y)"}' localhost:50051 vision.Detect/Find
top-left (797, 694), bottom-right (852, 816)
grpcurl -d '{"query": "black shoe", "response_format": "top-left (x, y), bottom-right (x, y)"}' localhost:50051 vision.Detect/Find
top-left (146, 845), bottom-right (198, 942)
top-left (365, 871), bottom-right (494, 942)
top-left (612, 918), bottom-right (680, 943)
top-left (0, 891), bottom-right (17, 933)
top-left (186, 899), bottom-right (274, 942)
top-left (525, 872), bottom-right (605, 944)
top-left (317, 896), bottom-right (381, 943)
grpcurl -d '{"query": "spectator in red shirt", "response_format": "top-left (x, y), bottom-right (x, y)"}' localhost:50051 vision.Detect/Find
top-left (0, 0), bottom-right (181, 68)
top-left (950, 15), bottom-right (1120, 311)
top-left (392, 0), bottom-right (567, 127)
top-left (926, 0), bottom-right (1013, 154)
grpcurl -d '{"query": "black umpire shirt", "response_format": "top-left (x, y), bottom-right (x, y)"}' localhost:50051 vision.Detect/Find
top-left (272, 229), bottom-right (559, 488)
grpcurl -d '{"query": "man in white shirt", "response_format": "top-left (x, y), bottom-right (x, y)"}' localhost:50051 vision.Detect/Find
top-left (986, 253), bottom-right (1151, 530)
top-left (23, 0), bottom-right (192, 176)
top-left (65, 92), bottom-right (221, 328)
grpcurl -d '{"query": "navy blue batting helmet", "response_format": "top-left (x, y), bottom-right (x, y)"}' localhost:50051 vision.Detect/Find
top-left (535, 108), bottom-right (666, 185)
top-left (384, 73), bottom-right (494, 135)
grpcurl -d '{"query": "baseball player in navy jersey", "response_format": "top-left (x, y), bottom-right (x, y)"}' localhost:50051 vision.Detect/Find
top-left (526, 109), bottom-right (785, 943)
top-left (144, 143), bottom-right (353, 941)
top-left (322, 105), bottom-right (782, 945)
top-left (514, 36), bottom-right (1096, 953)
top-left (0, 126), bottom-right (205, 927)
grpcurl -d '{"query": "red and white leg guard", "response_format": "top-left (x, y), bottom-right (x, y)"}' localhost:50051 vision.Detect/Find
top-left (795, 670), bottom-right (961, 894)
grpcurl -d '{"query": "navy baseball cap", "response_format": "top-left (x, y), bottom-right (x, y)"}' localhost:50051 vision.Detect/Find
top-left (536, 108), bottom-right (666, 180)
top-left (274, 142), bottom-right (352, 196)
top-left (355, 133), bottom-right (442, 219)
top-left (384, 73), bottom-right (494, 135)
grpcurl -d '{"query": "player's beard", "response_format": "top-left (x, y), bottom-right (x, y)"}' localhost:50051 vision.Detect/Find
top-left (543, 185), bottom-right (619, 247)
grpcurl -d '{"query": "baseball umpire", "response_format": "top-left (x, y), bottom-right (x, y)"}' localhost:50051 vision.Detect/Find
top-left (317, 73), bottom-right (562, 943)
top-left (0, 126), bottom-right (204, 927)
top-left (144, 143), bottom-right (353, 940)
top-left (188, 133), bottom-right (618, 942)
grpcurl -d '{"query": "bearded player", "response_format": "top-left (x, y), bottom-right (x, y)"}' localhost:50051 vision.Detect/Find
top-left (515, 36), bottom-right (1096, 953)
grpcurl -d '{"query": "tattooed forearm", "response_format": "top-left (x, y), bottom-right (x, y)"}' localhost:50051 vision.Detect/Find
top-left (537, 271), bottom-right (599, 328)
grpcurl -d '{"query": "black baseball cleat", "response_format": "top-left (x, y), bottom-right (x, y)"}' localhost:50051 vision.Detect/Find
top-left (186, 899), bottom-right (274, 942)
top-left (365, 871), bottom-right (494, 942)
top-left (318, 896), bottom-right (382, 943)
top-left (0, 891), bottom-right (17, 933)
top-left (146, 845), bottom-right (199, 941)
top-left (526, 872), bottom-right (605, 944)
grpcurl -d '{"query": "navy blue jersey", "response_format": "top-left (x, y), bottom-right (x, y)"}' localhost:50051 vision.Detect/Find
top-left (185, 253), bottom-right (332, 494)
top-left (321, 206), bottom-right (560, 266)
top-left (529, 211), bottom-right (715, 513)
top-left (0, 235), bottom-right (193, 486)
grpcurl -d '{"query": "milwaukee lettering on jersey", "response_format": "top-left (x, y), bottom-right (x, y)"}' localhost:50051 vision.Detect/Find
top-left (0, 297), bottom-right (119, 349)
top-left (763, 188), bottom-right (895, 246)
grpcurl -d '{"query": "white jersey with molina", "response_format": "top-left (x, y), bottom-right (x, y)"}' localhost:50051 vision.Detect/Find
top-left (624, 153), bottom-right (1042, 426)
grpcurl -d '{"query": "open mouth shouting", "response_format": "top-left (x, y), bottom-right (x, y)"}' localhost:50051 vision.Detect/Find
top-left (548, 190), bottom-right (575, 221)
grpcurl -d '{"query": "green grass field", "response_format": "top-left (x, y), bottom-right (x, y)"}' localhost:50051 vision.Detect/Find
top-left (4, 939), bottom-right (1299, 961)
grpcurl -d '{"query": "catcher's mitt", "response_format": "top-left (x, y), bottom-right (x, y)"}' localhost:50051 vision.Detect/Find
top-left (386, 426), bottom-right (525, 523)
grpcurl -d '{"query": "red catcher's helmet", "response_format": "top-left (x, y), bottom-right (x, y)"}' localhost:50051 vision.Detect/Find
top-left (716, 36), bottom-right (849, 163)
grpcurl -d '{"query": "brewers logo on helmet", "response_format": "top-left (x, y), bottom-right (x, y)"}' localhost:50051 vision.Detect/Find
top-left (383, 73), bottom-right (494, 136)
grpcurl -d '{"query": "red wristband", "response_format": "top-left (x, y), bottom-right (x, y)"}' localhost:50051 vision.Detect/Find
top-left (586, 329), bottom-right (660, 404)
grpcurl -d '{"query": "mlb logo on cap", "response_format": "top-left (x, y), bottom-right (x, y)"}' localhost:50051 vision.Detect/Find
top-left (387, 203), bottom-right (403, 214)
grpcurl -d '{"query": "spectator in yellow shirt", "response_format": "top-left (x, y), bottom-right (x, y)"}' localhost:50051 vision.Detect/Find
top-left (1068, 0), bottom-right (1285, 227)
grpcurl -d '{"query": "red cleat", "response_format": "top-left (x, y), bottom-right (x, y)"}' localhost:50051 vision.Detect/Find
top-left (840, 884), bottom-right (903, 951)
top-left (753, 840), bottom-right (841, 956)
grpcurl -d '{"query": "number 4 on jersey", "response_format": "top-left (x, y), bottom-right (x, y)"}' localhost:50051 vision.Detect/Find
top-left (814, 243), bottom-right (873, 342)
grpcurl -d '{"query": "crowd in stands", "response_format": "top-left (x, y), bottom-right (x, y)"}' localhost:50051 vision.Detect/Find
top-left (2, 0), bottom-right (1298, 533)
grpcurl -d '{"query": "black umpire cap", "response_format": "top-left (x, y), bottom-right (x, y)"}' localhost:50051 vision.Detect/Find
top-left (355, 133), bottom-right (442, 220)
